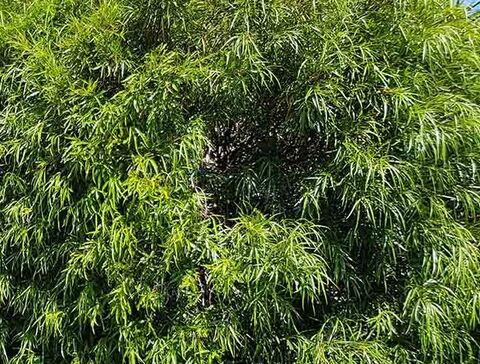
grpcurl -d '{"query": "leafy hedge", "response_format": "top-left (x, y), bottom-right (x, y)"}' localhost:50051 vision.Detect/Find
top-left (1, 0), bottom-right (480, 363)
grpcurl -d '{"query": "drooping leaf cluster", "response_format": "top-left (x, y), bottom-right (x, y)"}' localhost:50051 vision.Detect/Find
top-left (0, 0), bottom-right (480, 363)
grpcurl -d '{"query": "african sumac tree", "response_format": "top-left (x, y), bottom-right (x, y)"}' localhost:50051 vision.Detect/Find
top-left (0, 0), bottom-right (480, 363)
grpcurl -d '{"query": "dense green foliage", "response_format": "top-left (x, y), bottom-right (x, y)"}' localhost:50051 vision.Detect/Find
top-left (0, 0), bottom-right (480, 362)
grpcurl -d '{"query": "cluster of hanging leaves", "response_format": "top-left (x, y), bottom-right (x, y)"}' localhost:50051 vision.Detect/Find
top-left (0, 0), bottom-right (480, 362)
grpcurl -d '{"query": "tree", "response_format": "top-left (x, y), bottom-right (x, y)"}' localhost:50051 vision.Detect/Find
top-left (0, 0), bottom-right (479, 362)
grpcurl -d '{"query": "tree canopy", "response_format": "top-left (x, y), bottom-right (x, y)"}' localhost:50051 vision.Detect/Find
top-left (0, 0), bottom-right (480, 363)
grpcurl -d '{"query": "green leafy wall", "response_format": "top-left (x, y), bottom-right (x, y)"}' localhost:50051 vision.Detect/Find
top-left (0, 0), bottom-right (480, 362)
